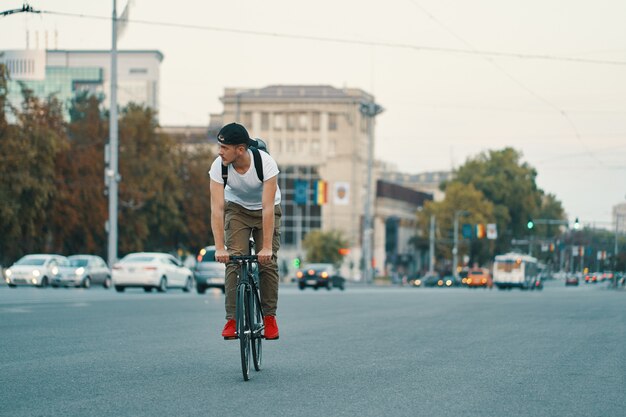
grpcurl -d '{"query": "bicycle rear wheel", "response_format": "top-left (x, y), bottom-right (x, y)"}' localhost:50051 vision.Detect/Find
top-left (237, 284), bottom-right (251, 381)
top-left (251, 286), bottom-right (263, 371)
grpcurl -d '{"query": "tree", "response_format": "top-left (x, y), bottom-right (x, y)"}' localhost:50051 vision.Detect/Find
top-left (117, 103), bottom-right (185, 254)
top-left (445, 148), bottom-right (565, 254)
top-left (49, 92), bottom-right (108, 255)
top-left (302, 230), bottom-right (349, 267)
top-left (417, 182), bottom-right (495, 268)
top-left (0, 80), bottom-right (66, 261)
top-left (175, 143), bottom-right (215, 253)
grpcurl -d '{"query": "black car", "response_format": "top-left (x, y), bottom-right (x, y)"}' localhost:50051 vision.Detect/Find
top-left (296, 263), bottom-right (345, 290)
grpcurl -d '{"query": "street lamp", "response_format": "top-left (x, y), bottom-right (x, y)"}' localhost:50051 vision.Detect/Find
top-left (359, 100), bottom-right (384, 284)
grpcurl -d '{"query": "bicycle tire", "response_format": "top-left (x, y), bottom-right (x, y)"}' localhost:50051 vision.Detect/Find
top-left (251, 285), bottom-right (263, 371)
top-left (237, 283), bottom-right (251, 381)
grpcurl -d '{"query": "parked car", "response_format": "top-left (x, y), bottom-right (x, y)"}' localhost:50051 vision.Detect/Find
top-left (421, 274), bottom-right (440, 287)
top-left (565, 275), bottom-right (579, 286)
top-left (52, 255), bottom-right (111, 289)
top-left (584, 272), bottom-right (600, 284)
top-left (4, 254), bottom-right (68, 288)
top-left (112, 252), bottom-right (193, 293)
top-left (466, 269), bottom-right (493, 288)
top-left (439, 275), bottom-right (461, 287)
top-left (194, 246), bottom-right (225, 294)
top-left (296, 263), bottom-right (344, 290)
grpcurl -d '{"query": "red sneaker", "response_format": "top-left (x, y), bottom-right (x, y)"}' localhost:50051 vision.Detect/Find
top-left (263, 316), bottom-right (279, 340)
top-left (221, 319), bottom-right (237, 340)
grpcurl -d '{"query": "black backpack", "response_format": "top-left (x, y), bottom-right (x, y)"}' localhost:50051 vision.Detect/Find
top-left (221, 138), bottom-right (269, 187)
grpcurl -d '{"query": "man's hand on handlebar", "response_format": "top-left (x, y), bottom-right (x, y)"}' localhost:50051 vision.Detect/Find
top-left (257, 248), bottom-right (273, 265)
top-left (215, 248), bottom-right (230, 263)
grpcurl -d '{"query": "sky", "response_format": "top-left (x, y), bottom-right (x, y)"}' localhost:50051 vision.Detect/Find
top-left (2, 0), bottom-right (625, 228)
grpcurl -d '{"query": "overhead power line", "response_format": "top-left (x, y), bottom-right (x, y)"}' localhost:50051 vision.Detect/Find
top-left (40, 9), bottom-right (626, 67)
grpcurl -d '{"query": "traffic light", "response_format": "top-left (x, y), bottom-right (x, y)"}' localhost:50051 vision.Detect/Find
top-left (293, 257), bottom-right (301, 268)
top-left (527, 219), bottom-right (534, 230)
top-left (574, 217), bottom-right (580, 230)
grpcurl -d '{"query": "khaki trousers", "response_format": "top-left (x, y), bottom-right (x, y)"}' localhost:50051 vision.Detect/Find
top-left (224, 201), bottom-right (282, 320)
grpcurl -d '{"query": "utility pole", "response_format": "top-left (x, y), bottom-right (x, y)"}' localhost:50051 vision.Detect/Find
top-left (359, 101), bottom-right (383, 284)
top-left (428, 215), bottom-right (435, 274)
top-left (106, 0), bottom-right (120, 268)
top-left (452, 210), bottom-right (470, 279)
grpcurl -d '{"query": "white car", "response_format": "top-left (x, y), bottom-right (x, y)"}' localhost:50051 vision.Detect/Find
top-left (5, 254), bottom-right (68, 288)
top-left (112, 252), bottom-right (193, 293)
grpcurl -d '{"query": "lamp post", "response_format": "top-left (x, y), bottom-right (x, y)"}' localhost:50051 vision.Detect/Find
top-left (359, 101), bottom-right (383, 284)
top-left (107, 0), bottom-right (120, 268)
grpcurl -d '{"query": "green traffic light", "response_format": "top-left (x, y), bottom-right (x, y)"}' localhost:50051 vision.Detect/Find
top-left (293, 258), bottom-right (301, 268)
top-left (527, 220), bottom-right (534, 229)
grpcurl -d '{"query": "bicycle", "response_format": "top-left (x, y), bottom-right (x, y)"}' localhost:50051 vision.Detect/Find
top-left (229, 235), bottom-right (264, 381)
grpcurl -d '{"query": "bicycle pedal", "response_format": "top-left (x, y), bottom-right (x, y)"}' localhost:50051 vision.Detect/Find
top-left (223, 336), bottom-right (238, 340)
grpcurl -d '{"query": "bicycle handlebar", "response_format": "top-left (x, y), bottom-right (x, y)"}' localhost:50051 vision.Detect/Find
top-left (229, 255), bottom-right (258, 263)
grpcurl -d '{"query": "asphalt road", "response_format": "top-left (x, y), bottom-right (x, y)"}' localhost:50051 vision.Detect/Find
top-left (1, 281), bottom-right (624, 417)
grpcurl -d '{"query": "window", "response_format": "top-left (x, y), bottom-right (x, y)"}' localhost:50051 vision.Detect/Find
top-left (311, 139), bottom-right (320, 155)
top-left (360, 115), bottom-right (367, 132)
top-left (328, 140), bottom-right (336, 156)
top-left (328, 113), bottom-right (338, 131)
top-left (298, 113), bottom-right (308, 131)
top-left (261, 112), bottom-right (270, 130)
top-left (274, 139), bottom-right (282, 153)
top-left (299, 138), bottom-right (308, 153)
top-left (274, 113), bottom-right (283, 130)
top-left (312, 112), bottom-right (320, 131)
top-left (242, 112), bottom-right (252, 129)
top-left (287, 113), bottom-right (296, 131)
top-left (286, 139), bottom-right (295, 153)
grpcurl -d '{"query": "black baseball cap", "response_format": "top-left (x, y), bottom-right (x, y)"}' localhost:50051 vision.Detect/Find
top-left (217, 123), bottom-right (250, 145)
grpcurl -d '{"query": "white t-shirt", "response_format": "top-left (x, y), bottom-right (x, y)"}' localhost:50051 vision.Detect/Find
top-left (209, 149), bottom-right (282, 210)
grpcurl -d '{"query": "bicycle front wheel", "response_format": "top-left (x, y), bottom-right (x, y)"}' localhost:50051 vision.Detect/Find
top-left (251, 286), bottom-right (263, 372)
top-left (237, 284), bottom-right (251, 381)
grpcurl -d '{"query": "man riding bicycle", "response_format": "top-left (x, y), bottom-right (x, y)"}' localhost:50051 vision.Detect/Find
top-left (208, 122), bottom-right (282, 340)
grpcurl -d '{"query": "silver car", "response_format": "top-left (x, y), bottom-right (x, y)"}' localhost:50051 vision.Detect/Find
top-left (52, 255), bottom-right (112, 289)
top-left (5, 254), bottom-right (68, 288)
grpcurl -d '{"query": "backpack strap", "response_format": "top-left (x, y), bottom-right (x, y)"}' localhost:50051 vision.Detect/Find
top-left (221, 164), bottom-right (228, 188)
top-left (221, 148), bottom-right (264, 188)
top-left (251, 147), bottom-right (264, 182)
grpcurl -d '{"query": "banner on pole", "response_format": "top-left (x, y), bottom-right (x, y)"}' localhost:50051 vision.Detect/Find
top-left (333, 182), bottom-right (350, 205)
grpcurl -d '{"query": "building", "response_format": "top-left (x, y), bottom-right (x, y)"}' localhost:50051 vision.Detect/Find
top-left (211, 85), bottom-right (432, 279)
top-left (0, 49), bottom-right (163, 119)
top-left (381, 170), bottom-right (453, 202)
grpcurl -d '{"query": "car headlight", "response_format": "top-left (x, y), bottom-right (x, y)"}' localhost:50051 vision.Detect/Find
top-left (446, 280), bottom-right (452, 286)
top-left (75, 267), bottom-right (85, 276)
top-left (415, 280), bottom-right (421, 286)
top-left (32, 270), bottom-right (41, 277)
top-left (5, 269), bottom-right (11, 277)
top-left (51, 267), bottom-right (59, 275)
top-left (31, 278), bottom-right (37, 284)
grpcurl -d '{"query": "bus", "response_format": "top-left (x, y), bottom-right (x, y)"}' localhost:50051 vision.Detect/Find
top-left (492, 252), bottom-right (541, 290)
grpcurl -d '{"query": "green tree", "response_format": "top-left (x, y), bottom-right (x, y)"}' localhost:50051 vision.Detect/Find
top-left (417, 182), bottom-right (495, 268)
top-left (445, 148), bottom-right (565, 254)
top-left (302, 229), bottom-right (349, 267)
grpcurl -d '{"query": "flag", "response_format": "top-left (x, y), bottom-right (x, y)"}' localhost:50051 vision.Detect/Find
top-left (333, 182), bottom-right (350, 205)
top-left (294, 180), bottom-right (308, 205)
top-left (117, 0), bottom-right (134, 39)
top-left (486, 223), bottom-right (497, 239)
top-left (313, 180), bottom-right (327, 205)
